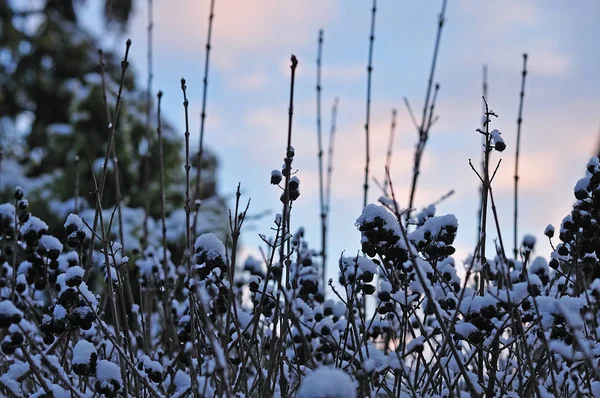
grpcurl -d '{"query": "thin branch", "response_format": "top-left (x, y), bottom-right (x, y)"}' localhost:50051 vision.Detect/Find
top-left (74, 155), bottom-right (80, 214)
top-left (477, 64), bottom-right (488, 242)
top-left (280, 55), bottom-right (299, 285)
top-left (316, 29), bottom-right (326, 297)
top-left (363, 0), bottom-right (377, 209)
top-left (514, 53), bottom-right (528, 259)
top-left (324, 96), bottom-right (339, 291)
top-left (407, 0), bottom-right (447, 219)
top-left (181, 78), bottom-right (200, 398)
top-left (142, 0), bottom-right (154, 246)
top-left (382, 108), bottom-right (398, 193)
top-left (192, 0), bottom-right (217, 242)
top-left (87, 40), bottom-right (131, 271)
top-left (403, 96), bottom-right (419, 131)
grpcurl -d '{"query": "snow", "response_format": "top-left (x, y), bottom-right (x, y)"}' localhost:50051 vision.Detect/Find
top-left (53, 304), bottom-right (67, 320)
top-left (356, 204), bottom-right (399, 231)
top-left (139, 354), bottom-right (164, 373)
top-left (31, 384), bottom-right (68, 398)
top-left (39, 235), bottom-right (63, 252)
top-left (64, 213), bottom-right (85, 231)
top-left (0, 203), bottom-right (16, 221)
top-left (406, 336), bottom-right (425, 353)
top-left (96, 359), bottom-right (122, 383)
top-left (19, 216), bottom-right (48, 235)
top-left (297, 367), bottom-right (357, 398)
top-left (379, 279), bottom-right (392, 293)
top-left (194, 233), bottom-right (226, 260)
top-left (490, 129), bottom-right (504, 146)
top-left (0, 362), bottom-right (29, 395)
top-left (72, 340), bottom-right (96, 365)
top-left (455, 322), bottom-right (478, 339)
top-left (66, 266), bottom-right (85, 280)
top-left (574, 176), bottom-right (590, 193)
top-left (522, 234), bottom-right (536, 249)
top-left (549, 340), bottom-right (581, 360)
top-left (529, 257), bottom-right (548, 275)
top-left (409, 214), bottom-right (458, 245)
top-left (0, 300), bottom-right (23, 318)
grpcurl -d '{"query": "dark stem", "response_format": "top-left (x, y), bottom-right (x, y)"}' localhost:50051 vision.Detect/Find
top-left (157, 91), bottom-right (166, 258)
top-left (280, 55), bottom-right (299, 287)
top-left (363, 0), bottom-right (377, 209)
top-left (274, 55), bottom-right (298, 396)
top-left (181, 78), bottom-right (200, 398)
top-left (383, 108), bottom-right (397, 194)
top-left (192, 0), bottom-right (217, 242)
top-left (87, 40), bottom-right (131, 271)
top-left (514, 53), bottom-right (528, 259)
top-left (74, 155), bottom-right (80, 214)
top-left (156, 91), bottom-right (170, 346)
top-left (323, 96), bottom-right (339, 292)
top-left (316, 29), bottom-right (327, 296)
top-left (477, 64), bottom-right (487, 242)
top-left (407, 0), bottom-right (447, 219)
top-left (142, 0), bottom-right (154, 246)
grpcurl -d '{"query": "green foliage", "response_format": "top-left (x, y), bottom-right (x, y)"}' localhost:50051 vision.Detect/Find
top-left (0, 0), bottom-right (226, 245)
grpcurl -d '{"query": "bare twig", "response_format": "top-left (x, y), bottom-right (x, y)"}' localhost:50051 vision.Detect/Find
top-left (407, 0), bottom-right (447, 219)
top-left (477, 64), bottom-right (487, 241)
top-left (157, 90), bottom-right (167, 277)
top-left (363, 0), bottom-right (377, 209)
top-left (514, 53), bottom-right (528, 259)
top-left (87, 40), bottom-right (131, 271)
top-left (324, 96), bottom-right (339, 292)
top-left (280, 55), bottom-right (299, 286)
top-left (192, 0), bottom-right (217, 242)
top-left (142, 0), bottom-right (154, 246)
top-left (181, 78), bottom-right (200, 398)
top-left (315, 29), bottom-right (327, 297)
top-left (382, 108), bottom-right (397, 194)
top-left (74, 155), bottom-right (80, 214)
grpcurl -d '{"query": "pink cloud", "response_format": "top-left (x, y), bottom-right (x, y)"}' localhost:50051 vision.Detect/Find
top-left (143, 0), bottom-right (340, 71)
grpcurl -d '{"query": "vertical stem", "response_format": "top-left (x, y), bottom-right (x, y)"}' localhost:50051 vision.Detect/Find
top-left (274, 55), bottom-right (298, 396)
top-left (156, 90), bottom-right (175, 354)
top-left (95, 48), bottom-right (135, 332)
top-left (478, 97), bottom-right (494, 384)
top-left (316, 29), bottom-right (327, 293)
top-left (477, 64), bottom-right (487, 242)
top-left (407, 0), bottom-right (447, 218)
top-left (280, 55), bottom-right (299, 286)
top-left (142, 0), bottom-right (154, 246)
top-left (181, 79), bottom-right (199, 398)
top-left (514, 53), bottom-right (528, 259)
top-left (192, 0), bottom-right (217, 242)
top-left (382, 108), bottom-right (397, 193)
top-left (324, 96), bottom-right (339, 291)
top-left (74, 155), bottom-right (80, 214)
top-left (156, 91), bottom-right (167, 278)
top-left (479, 99), bottom-right (492, 290)
top-left (363, 0), bottom-right (377, 209)
top-left (88, 41), bottom-right (131, 271)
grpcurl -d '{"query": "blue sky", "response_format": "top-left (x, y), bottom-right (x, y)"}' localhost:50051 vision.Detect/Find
top-left (80, 0), bottom-right (600, 280)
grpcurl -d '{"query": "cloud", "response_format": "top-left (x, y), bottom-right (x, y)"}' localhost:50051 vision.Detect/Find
top-left (232, 70), bottom-right (269, 91)
top-left (139, 0), bottom-right (340, 71)
top-left (457, 1), bottom-right (538, 31)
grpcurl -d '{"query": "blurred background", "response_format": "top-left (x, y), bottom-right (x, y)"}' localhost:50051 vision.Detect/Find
top-left (2, 0), bottom-right (599, 281)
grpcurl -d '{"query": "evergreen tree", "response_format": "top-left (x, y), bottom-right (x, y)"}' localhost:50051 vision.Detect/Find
top-left (0, 0), bottom-right (228, 252)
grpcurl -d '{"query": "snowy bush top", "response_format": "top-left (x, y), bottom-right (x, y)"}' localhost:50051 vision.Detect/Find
top-left (194, 232), bottom-right (226, 261)
top-left (298, 367), bottom-right (357, 398)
